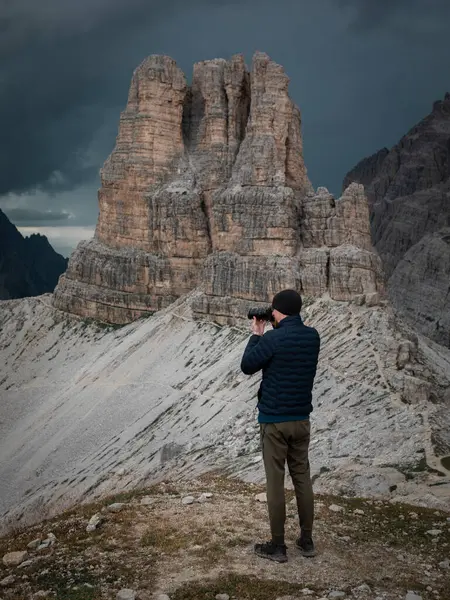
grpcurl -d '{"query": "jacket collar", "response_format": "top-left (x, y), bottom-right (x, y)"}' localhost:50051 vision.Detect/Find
top-left (277, 314), bottom-right (303, 328)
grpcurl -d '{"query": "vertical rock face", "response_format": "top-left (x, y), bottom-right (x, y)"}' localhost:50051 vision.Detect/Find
top-left (54, 53), bottom-right (383, 324)
top-left (96, 56), bottom-right (188, 250)
top-left (344, 93), bottom-right (450, 346)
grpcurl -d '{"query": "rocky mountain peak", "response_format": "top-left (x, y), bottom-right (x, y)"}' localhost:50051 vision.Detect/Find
top-left (0, 209), bottom-right (67, 300)
top-left (344, 93), bottom-right (450, 347)
top-left (54, 52), bottom-right (383, 324)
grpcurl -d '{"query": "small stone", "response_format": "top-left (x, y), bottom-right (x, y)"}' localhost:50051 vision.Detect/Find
top-left (107, 503), bottom-right (125, 513)
top-left (181, 496), bottom-right (195, 506)
top-left (405, 593), bottom-right (423, 600)
top-left (426, 529), bottom-right (442, 536)
top-left (27, 539), bottom-right (41, 550)
top-left (197, 493), bottom-right (212, 504)
top-left (353, 584), bottom-right (371, 594)
top-left (426, 587), bottom-right (433, 592)
top-left (38, 533), bottom-right (56, 549)
top-left (409, 512), bottom-right (418, 519)
top-left (438, 559), bottom-right (449, 569)
top-left (302, 589), bottom-right (314, 595)
top-left (86, 513), bottom-right (103, 533)
top-left (117, 590), bottom-right (136, 600)
top-left (18, 560), bottom-right (33, 568)
top-left (140, 496), bottom-right (156, 506)
top-left (0, 575), bottom-right (15, 587)
top-left (329, 504), bottom-right (344, 513)
top-left (365, 292), bottom-right (380, 307)
top-left (2, 551), bottom-right (28, 567)
top-left (154, 595), bottom-right (170, 600)
top-left (255, 492), bottom-right (267, 503)
top-left (215, 595), bottom-right (230, 600)
top-left (33, 592), bottom-right (51, 599)
top-left (116, 468), bottom-right (126, 476)
top-left (203, 492), bottom-right (213, 498)
top-left (353, 509), bottom-right (365, 515)
top-left (340, 536), bottom-right (351, 542)
top-left (328, 592), bottom-right (346, 599)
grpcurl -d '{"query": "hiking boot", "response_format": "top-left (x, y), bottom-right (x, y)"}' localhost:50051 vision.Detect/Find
top-left (254, 541), bottom-right (288, 563)
top-left (296, 535), bottom-right (316, 557)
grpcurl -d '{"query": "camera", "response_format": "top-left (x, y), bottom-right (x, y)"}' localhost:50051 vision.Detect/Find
top-left (247, 306), bottom-right (275, 323)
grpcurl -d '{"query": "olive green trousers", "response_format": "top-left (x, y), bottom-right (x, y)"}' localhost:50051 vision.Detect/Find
top-left (260, 420), bottom-right (314, 545)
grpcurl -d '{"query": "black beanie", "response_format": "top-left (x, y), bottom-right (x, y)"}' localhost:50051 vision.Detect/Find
top-left (272, 289), bottom-right (302, 316)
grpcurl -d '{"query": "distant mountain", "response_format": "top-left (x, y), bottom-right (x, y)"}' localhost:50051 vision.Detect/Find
top-left (0, 209), bottom-right (68, 299)
top-left (344, 93), bottom-right (450, 347)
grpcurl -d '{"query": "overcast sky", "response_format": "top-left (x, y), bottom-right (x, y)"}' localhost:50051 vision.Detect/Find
top-left (1, 0), bottom-right (449, 256)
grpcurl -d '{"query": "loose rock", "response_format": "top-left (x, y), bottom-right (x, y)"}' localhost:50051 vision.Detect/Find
top-left (365, 292), bottom-right (380, 307)
top-left (353, 509), bottom-right (365, 515)
top-left (38, 533), bottom-right (57, 550)
top-left (27, 539), bottom-right (41, 550)
top-left (353, 584), bottom-right (371, 595)
top-left (140, 496), bottom-right (156, 506)
top-left (107, 502), bottom-right (125, 513)
top-left (405, 593), bottom-right (423, 600)
top-left (426, 529), bottom-right (442, 536)
top-left (154, 595), bottom-right (171, 600)
top-left (255, 492), bottom-right (267, 503)
top-left (328, 592), bottom-right (346, 599)
top-left (215, 595), bottom-right (230, 600)
top-left (0, 575), bottom-right (15, 587)
top-left (438, 559), bottom-right (449, 569)
top-left (2, 551), bottom-right (28, 567)
top-left (329, 504), bottom-right (344, 513)
top-left (117, 590), bottom-right (136, 600)
top-left (18, 560), bottom-right (33, 568)
top-left (181, 496), bottom-right (195, 506)
top-left (86, 513), bottom-right (104, 533)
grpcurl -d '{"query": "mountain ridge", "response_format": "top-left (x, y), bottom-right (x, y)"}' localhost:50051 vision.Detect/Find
top-left (0, 209), bottom-right (68, 300)
top-left (343, 93), bottom-right (450, 347)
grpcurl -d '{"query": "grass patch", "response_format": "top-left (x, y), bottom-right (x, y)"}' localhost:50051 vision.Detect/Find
top-left (199, 472), bottom-right (263, 496)
top-left (172, 574), bottom-right (316, 600)
top-left (141, 519), bottom-right (216, 555)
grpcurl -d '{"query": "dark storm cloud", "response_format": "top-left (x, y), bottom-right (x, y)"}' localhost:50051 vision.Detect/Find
top-left (1, 0), bottom-right (449, 238)
top-left (0, 0), bottom-right (168, 195)
top-left (4, 208), bottom-right (72, 222)
top-left (338, 0), bottom-right (450, 29)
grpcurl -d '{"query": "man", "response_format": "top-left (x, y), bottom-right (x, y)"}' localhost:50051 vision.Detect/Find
top-left (241, 289), bottom-right (320, 563)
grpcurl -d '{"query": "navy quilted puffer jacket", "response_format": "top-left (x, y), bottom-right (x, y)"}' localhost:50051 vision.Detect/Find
top-left (240, 315), bottom-right (320, 422)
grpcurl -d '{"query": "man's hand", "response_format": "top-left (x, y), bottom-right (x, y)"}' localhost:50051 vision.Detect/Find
top-left (251, 317), bottom-right (266, 336)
